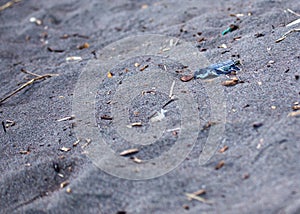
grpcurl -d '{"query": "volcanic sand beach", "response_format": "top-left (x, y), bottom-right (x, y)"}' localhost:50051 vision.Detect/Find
top-left (0, 0), bottom-right (300, 213)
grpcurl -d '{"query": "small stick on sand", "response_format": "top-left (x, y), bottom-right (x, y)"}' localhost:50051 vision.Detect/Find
top-left (0, 72), bottom-right (59, 104)
top-left (287, 8), bottom-right (300, 17)
top-left (0, 0), bottom-right (21, 12)
top-left (20, 68), bottom-right (42, 77)
top-left (185, 193), bottom-right (213, 204)
top-left (275, 28), bottom-right (300, 43)
top-left (169, 80), bottom-right (175, 99)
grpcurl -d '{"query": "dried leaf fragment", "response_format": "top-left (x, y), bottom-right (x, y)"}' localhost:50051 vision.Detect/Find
top-left (180, 75), bottom-right (194, 82)
top-left (219, 145), bottom-right (229, 153)
top-left (222, 77), bottom-right (240, 86)
top-left (77, 42), bottom-right (90, 50)
top-left (215, 160), bottom-right (225, 170)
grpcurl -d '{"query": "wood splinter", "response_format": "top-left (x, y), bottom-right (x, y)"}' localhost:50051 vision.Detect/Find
top-left (0, 70), bottom-right (59, 104)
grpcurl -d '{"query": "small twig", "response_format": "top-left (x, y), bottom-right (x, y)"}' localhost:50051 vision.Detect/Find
top-left (162, 97), bottom-right (178, 109)
top-left (20, 68), bottom-right (42, 77)
top-left (287, 8), bottom-right (300, 17)
top-left (57, 115), bottom-right (75, 122)
top-left (286, 18), bottom-right (300, 27)
top-left (2, 121), bottom-right (6, 133)
top-left (169, 80), bottom-right (175, 99)
top-left (0, 73), bottom-right (59, 104)
top-left (275, 28), bottom-right (300, 43)
top-left (185, 193), bottom-right (213, 204)
top-left (0, 0), bottom-right (21, 12)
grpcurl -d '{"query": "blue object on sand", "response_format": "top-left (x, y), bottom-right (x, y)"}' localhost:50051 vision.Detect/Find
top-left (194, 60), bottom-right (240, 79)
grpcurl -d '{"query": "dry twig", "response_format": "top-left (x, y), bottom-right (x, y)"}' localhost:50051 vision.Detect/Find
top-left (0, 72), bottom-right (58, 104)
top-left (0, 0), bottom-right (21, 12)
top-left (276, 28), bottom-right (300, 43)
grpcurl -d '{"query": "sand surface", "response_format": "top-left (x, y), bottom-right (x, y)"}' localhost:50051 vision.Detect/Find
top-left (0, 0), bottom-right (300, 213)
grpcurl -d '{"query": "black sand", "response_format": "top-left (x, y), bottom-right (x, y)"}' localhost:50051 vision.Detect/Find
top-left (0, 0), bottom-right (300, 213)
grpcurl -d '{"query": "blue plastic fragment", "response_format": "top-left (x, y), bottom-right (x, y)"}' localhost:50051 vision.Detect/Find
top-left (194, 60), bottom-right (240, 79)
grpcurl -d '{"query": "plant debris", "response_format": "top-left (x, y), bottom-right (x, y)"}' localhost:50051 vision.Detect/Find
top-left (60, 147), bottom-right (71, 152)
top-left (60, 34), bottom-right (89, 39)
top-left (60, 181), bottom-right (70, 188)
top-left (29, 17), bottom-right (42, 25)
top-left (20, 147), bottom-right (30, 155)
top-left (57, 115), bottom-right (74, 122)
top-left (219, 145), bottom-right (229, 153)
top-left (0, 0), bottom-right (21, 12)
top-left (0, 71), bottom-right (59, 104)
top-left (100, 115), bottom-right (113, 120)
top-left (139, 64), bottom-right (149, 71)
top-left (254, 33), bottom-right (265, 38)
top-left (4, 119), bottom-right (15, 128)
top-left (275, 28), bottom-right (300, 43)
top-left (185, 193), bottom-right (213, 204)
top-left (53, 162), bottom-right (60, 172)
top-left (66, 187), bottom-right (72, 193)
top-left (130, 156), bottom-right (143, 163)
top-left (47, 47), bottom-right (65, 53)
top-left (192, 189), bottom-right (206, 196)
top-left (2, 121), bottom-right (6, 133)
top-left (107, 71), bottom-right (113, 78)
top-left (127, 122), bottom-right (142, 128)
top-left (292, 105), bottom-right (300, 110)
top-left (218, 44), bottom-right (228, 49)
top-left (66, 56), bottom-right (82, 62)
top-left (253, 122), bottom-right (263, 129)
top-left (286, 18), bottom-right (300, 27)
top-left (73, 139), bottom-right (80, 147)
top-left (215, 160), bottom-right (225, 170)
top-left (221, 77), bottom-right (241, 86)
top-left (119, 148), bottom-right (139, 156)
top-left (180, 74), bottom-right (194, 82)
top-left (77, 42), bottom-right (90, 50)
top-left (288, 111), bottom-right (300, 117)
top-left (81, 138), bottom-right (91, 149)
top-left (169, 81), bottom-right (175, 98)
top-left (243, 173), bottom-right (250, 179)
